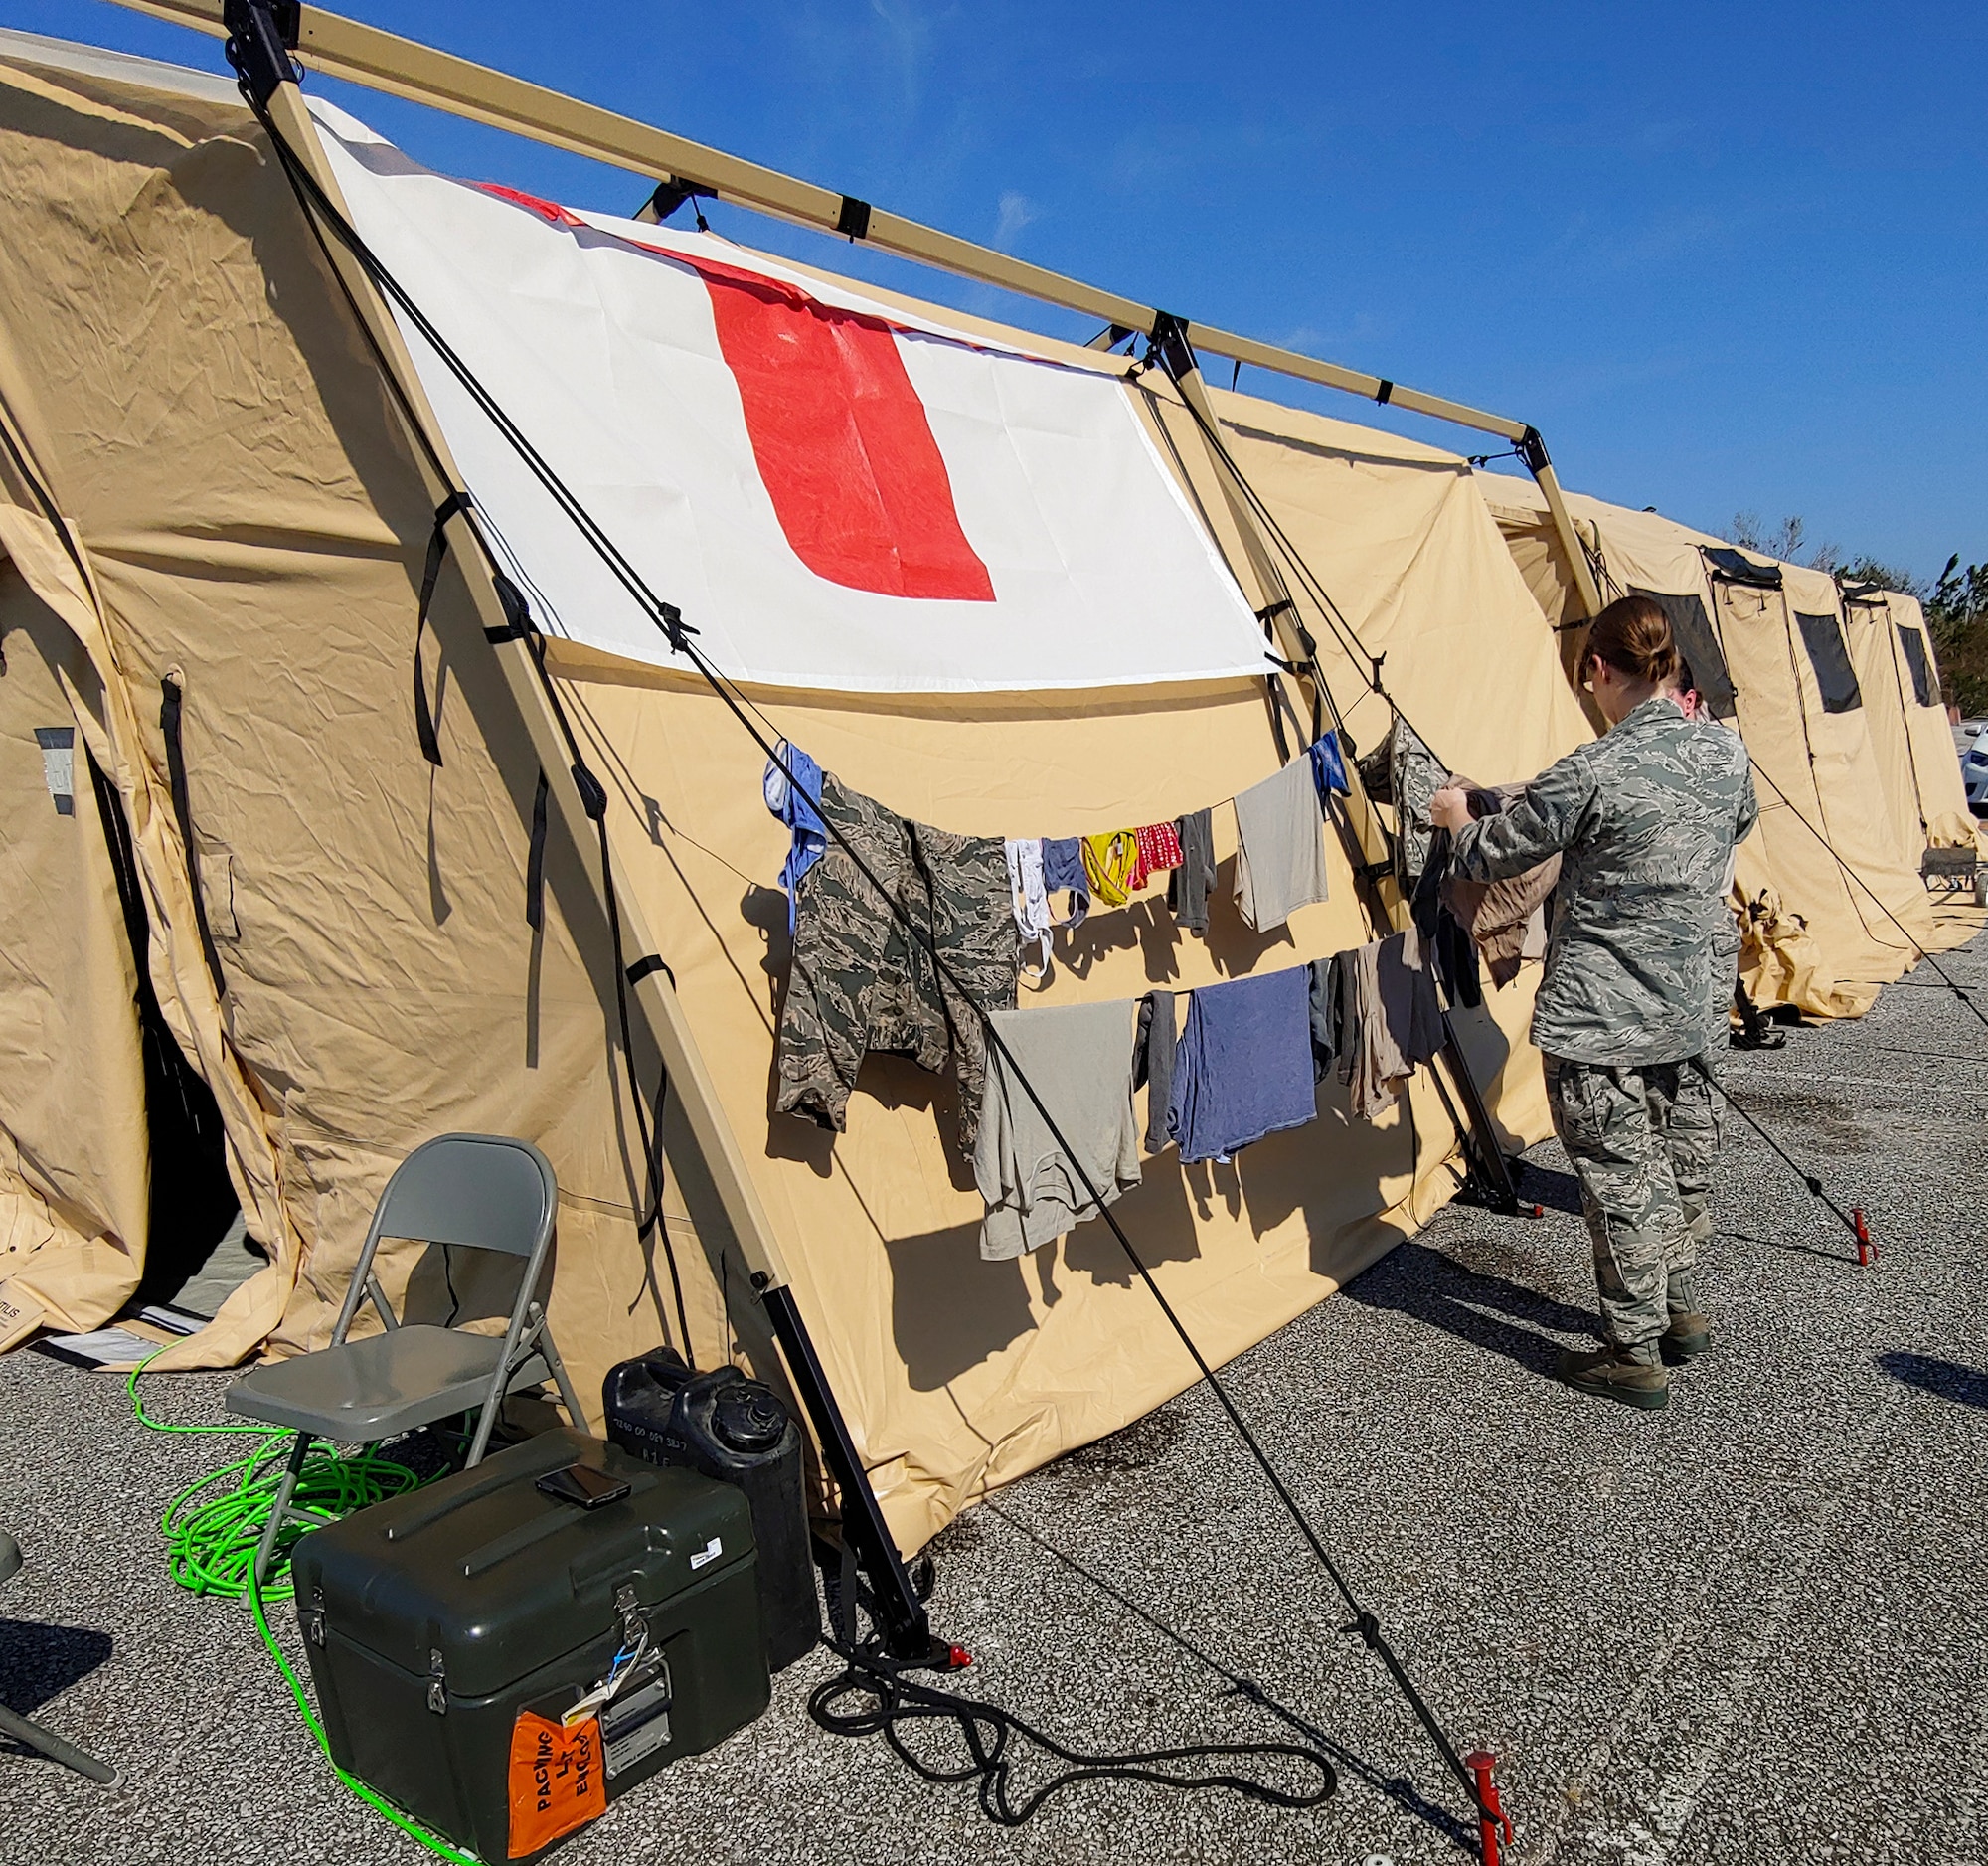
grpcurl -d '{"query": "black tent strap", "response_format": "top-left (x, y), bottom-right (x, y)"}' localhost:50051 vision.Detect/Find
top-left (158, 676), bottom-right (228, 1000)
top-left (625, 953), bottom-right (675, 989)
top-left (248, 99), bottom-right (1498, 1823)
top-left (413, 489), bottom-right (476, 766)
top-left (525, 768), bottom-right (549, 932)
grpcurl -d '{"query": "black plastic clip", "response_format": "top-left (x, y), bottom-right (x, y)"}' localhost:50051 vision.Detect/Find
top-left (222, 0), bottom-right (299, 104)
top-left (656, 601), bottom-right (697, 654)
top-left (486, 569), bottom-right (537, 644)
top-left (836, 195), bottom-right (872, 241)
top-left (1146, 309), bottom-right (1197, 381)
top-left (1517, 425), bottom-right (1551, 474)
top-left (646, 177), bottom-right (715, 225)
top-left (1374, 379), bottom-right (1394, 406)
top-left (572, 763), bottom-right (609, 822)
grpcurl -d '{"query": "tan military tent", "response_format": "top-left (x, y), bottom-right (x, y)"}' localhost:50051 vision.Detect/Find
top-left (1840, 584), bottom-right (1978, 855)
top-left (1476, 474), bottom-right (1982, 1018)
top-left (0, 29), bottom-right (1598, 1551)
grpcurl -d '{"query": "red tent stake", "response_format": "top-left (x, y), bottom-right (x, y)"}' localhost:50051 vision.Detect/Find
top-left (1465, 1751), bottom-right (1513, 1866)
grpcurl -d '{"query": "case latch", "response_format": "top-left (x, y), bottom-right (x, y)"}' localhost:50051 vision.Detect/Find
top-left (426, 1647), bottom-right (448, 1715)
top-left (300, 1584), bottom-right (327, 1648)
top-left (613, 1581), bottom-right (646, 1650)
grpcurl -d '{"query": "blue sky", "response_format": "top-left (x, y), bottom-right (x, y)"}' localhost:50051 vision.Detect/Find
top-left (11, 1), bottom-right (1986, 578)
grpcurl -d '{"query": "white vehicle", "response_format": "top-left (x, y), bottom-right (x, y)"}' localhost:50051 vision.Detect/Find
top-left (1965, 724), bottom-right (1988, 815)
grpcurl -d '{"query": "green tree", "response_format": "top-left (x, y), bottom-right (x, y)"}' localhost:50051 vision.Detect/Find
top-left (1926, 555), bottom-right (1988, 716)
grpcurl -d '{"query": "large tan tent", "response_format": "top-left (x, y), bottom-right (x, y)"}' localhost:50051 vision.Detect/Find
top-left (1476, 473), bottom-right (1980, 1017)
top-left (0, 29), bottom-right (1599, 1553)
top-left (1840, 583), bottom-right (1978, 856)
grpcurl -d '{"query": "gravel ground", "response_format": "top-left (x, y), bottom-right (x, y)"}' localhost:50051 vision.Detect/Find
top-left (4, 939), bottom-right (1986, 1866)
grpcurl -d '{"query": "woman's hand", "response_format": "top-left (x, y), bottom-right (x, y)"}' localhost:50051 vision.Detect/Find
top-left (1429, 784), bottom-right (1473, 834)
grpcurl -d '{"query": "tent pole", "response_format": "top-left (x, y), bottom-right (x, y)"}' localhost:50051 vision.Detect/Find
top-left (1153, 325), bottom-right (1522, 1207)
top-left (217, 2), bottom-right (937, 1662)
top-left (109, 0), bottom-right (1592, 586)
top-left (1518, 445), bottom-right (1603, 621)
top-left (1153, 328), bottom-right (1395, 874)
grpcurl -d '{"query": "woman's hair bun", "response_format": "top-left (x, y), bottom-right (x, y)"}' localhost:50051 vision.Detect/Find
top-left (1585, 594), bottom-right (1680, 688)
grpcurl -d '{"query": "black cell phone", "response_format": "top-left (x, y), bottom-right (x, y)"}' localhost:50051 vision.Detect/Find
top-left (536, 1463), bottom-right (632, 1509)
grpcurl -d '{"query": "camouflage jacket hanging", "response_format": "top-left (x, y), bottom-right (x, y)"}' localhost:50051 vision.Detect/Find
top-left (775, 772), bottom-right (1017, 1148)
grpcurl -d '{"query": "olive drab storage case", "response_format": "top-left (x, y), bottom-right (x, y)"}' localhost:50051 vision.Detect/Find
top-left (290, 1429), bottom-right (769, 1862)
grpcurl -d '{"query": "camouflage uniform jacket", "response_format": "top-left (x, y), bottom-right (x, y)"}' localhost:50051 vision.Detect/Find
top-left (775, 773), bottom-right (1017, 1148)
top-left (1450, 696), bottom-right (1756, 1065)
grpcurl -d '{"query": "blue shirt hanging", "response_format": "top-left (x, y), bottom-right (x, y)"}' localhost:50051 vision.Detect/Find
top-left (763, 739), bottom-right (826, 933)
top-left (1308, 730), bottom-right (1349, 799)
top-left (1166, 966), bottom-right (1318, 1164)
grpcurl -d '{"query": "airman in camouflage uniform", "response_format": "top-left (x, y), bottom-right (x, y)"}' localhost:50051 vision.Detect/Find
top-left (775, 772), bottom-right (1017, 1150)
top-left (1449, 695), bottom-right (1756, 1407)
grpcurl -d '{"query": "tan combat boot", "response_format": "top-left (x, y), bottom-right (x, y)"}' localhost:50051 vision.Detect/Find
top-left (1556, 1344), bottom-right (1670, 1410)
top-left (1660, 1312), bottom-right (1712, 1364)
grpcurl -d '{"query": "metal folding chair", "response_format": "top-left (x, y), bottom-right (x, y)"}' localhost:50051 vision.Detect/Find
top-left (227, 1132), bottom-right (583, 1582)
top-left (0, 1532), bottom-right (120, 1789)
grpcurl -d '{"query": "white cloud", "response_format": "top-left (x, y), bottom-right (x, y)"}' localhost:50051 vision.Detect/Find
top-left (994, 189), bottom-right (1038, 248)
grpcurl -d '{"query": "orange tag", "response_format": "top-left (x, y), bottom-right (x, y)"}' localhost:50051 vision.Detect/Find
top-left (507, 1710), bottom-right (605, 1858)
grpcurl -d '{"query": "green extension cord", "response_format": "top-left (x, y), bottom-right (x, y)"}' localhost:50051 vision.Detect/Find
top-left (129, 1355), bottom-right (482, 1864)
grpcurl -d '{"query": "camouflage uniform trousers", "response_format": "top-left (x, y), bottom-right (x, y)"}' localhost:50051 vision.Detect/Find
top-left (775, 772), bottom-right (1016, 1151)
top-left (1544, 1052), bottom-right (1723, 1357)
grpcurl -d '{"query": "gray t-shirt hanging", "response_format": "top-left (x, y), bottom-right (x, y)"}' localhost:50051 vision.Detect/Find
top-left (973, 999), bottom-right (1142, 1262)
top-left (1232, 757), bottom-right (1331, 932)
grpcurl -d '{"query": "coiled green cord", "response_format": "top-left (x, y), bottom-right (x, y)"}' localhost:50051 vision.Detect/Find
top-left (129, 1354), bottom-right (482, 1863)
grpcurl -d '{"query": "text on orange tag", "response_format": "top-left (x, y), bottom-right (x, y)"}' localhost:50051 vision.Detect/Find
top-left (507, 1709), bottom-right (605, 1858)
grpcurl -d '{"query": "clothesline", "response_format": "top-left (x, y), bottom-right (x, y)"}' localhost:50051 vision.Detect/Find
top-left (769, 730), bottom-right (1356, 980)
top-left (760, 738), bottom-right (1552, 1266)
top-left (978, 932), bottom-right (1445, 1262)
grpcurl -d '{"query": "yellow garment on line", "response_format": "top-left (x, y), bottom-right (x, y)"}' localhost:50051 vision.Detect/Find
top-left (1082, 831), bottom-right (1141, 907)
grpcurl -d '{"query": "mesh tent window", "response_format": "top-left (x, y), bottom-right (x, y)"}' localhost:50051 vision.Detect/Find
top-left (1631, 587), bottom-right (1736, 718)
top-left (1897, 625), bottom-right (1936, 708)
top-left (1795, 611), bottom-right (1863, 714)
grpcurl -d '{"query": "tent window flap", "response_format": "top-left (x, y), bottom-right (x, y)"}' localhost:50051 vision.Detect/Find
top-left (1897, 625), bottom-right (1936, 708)
top-left (1703, 547), bottom-right (1784, 590)
top-left (1795, 611), bottom-right (1863, 714)
top-left (1631, 587), bottom-right (1736, 717)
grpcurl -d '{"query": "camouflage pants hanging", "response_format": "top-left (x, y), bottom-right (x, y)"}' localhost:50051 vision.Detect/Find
top-left (1544, 1053), bottom-right (1723, 1353)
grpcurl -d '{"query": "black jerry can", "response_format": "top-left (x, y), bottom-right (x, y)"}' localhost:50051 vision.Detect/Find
top-left (601, 1348), bottom-right (820, 1670)
top-left (290, 1428), bottom-right (768, 1863)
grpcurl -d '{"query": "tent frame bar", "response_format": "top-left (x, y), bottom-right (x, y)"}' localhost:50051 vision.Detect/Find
top-left (108, 0), bottom-right (1601, 618)
top-left (203, 2), bottom-right (938, 1662)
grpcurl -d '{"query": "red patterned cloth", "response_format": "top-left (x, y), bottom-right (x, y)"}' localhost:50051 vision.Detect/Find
top-left (1129, 819), bottom-right (1185, 892)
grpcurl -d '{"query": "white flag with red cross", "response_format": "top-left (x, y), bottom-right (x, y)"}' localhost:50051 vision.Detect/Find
top-left (312, 100), bottom-right (1266, 695)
